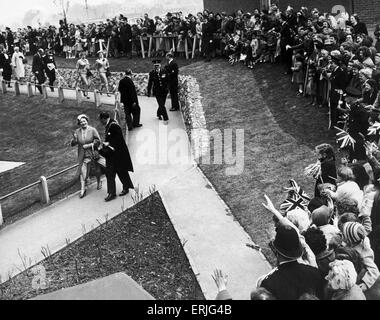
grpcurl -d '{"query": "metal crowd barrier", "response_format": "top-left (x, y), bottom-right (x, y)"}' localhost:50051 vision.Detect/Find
top-left (139, 35), bottom-right (202, 59)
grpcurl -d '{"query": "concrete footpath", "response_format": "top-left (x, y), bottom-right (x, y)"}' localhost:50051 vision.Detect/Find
top-left (0, 91), bottom-right (271, 299)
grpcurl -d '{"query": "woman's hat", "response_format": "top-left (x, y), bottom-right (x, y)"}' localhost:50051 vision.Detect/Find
top-left (342, 222), bottom-right (366, 245)
top-left (77, 114), bottom-right (89, 124)
top-left (152, 59), bottom-right (161, 65)
top-left (271, 225), bottom-right (303, 260)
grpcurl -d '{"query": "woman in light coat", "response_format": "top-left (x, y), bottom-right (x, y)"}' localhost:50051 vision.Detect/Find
top-left (11, 46), bottom-right (25, 80)
top-left (71, 114), bottom-right (105, 198)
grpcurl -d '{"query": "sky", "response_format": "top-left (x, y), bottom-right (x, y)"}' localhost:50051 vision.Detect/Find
top-left (0, 0), bottom-right (203, 28)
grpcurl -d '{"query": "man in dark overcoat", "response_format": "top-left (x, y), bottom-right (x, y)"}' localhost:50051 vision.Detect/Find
top-left (327, 51), bottom-right (349, 129)
top-left (98, 111), bottom-right (134, 202)
top-left (119, 19), bottom-right (133, 58)
top-left (32, 48), bottom-right (46, 94)
top-left (118, 69), bottom-right (142, 131)
top-left (147, 59), bottom-right (169, 123)
top-left (165, 52), bottom-right (180, 111)
top-left (43, 49), bottom-right (56, 92)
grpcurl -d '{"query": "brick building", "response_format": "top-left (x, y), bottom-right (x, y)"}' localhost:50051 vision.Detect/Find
top-left (203, 0), bottom-right (379, 26)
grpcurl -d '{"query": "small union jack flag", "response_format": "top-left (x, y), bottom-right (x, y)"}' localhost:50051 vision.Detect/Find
top-left (280, 194), bottom-right (306, 213)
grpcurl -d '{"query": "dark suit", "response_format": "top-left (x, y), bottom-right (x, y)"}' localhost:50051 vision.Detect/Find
top-left (118, 76), bottom-right (141, 130)
top-left (43, 53), bottom-right (56, 91)
top-left (0, 52), bottom-right (12, 82)
top-left (147, 68), bottom-right (169, 121)
top-left (329, 66), bottom-right (348, 128)
top-left (260, 261), bottom-right (325, 300)
top-left (120, 23), bottom-right (132, 58)
top-left (103, 119), bottom-right (134, 195)
top-left (165, 59), bottom-right (180, 110)
top-left (202, 20), bottom-right (216, 61)
top-left (32, 53), bottom-right (46, 94)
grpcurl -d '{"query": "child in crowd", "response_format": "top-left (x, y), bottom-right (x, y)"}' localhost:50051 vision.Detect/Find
top-left (341, 222), bottom-right (379, 292)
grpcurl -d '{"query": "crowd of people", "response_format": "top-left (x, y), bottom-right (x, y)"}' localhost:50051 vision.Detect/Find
top-left (2, 4), bottom-right (380, 301)
top-left (213, 142), bottom-right (380, 300)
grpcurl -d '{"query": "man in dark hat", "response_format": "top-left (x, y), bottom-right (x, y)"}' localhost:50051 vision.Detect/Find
top-left (118, 68), bottom-right (142, 131)
top-left (98, 111), bottom-right (134, 202)
top-left (147, 59), bottom-right (169, 124)
top-left (257, 224), bottom-right (325, 299)
top-left (165, 52), bottom-right (180, 111)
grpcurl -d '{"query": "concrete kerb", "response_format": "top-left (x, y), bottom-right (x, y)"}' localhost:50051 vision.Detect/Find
top-left (158, 187), bottom-right (207, 299)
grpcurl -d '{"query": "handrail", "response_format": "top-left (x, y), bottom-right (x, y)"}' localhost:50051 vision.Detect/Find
top-left (0, 163), bottom-right (78, 202)
top-left (0, 181), bottom-right (40, 201)
top-left (45, 164), bottom-right (78, 180)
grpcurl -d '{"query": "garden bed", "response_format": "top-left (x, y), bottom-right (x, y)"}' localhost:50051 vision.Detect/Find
top-left (0, 192), bottom-right (205, 300)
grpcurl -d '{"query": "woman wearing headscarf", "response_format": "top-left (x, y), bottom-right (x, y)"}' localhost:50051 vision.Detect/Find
top-left (71, 114), bottom-right (105, 198)
top-left (325, 259), bottom-right (366, 300)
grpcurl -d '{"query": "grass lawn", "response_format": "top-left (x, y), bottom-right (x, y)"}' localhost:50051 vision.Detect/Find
top-left (181, 59), bottom-right (336, 265)
top-left (0, 193), bottom-right (204, 300)
top-left (0, 94), bottom-right (114, 223)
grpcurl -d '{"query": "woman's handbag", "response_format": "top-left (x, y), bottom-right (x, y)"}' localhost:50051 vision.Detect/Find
top-left (105, 67), bottom-right (111, 78)
top-left (90, 144), bottom-right (101, 161)
top-left (86, 69), bottom-right (93, 77)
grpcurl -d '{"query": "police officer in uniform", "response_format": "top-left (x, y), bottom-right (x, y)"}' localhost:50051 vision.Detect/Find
top-left (43, 49), bottom-right (56, 92)
top-left (147, 59), bottom-right (169, 124)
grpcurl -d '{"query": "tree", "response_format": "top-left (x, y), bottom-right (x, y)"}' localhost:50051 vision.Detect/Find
top-left (53, 0), bottom-right (70, 25)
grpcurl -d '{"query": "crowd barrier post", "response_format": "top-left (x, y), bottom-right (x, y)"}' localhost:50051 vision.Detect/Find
top-left (94, 89), bottom-right (101, 107)
top-left (148, 36), bottom-right (153, 58)
top-left (38, 176), bottom-right (50, 205)
top-left (1, 80), bottom-right (7, 94)
top-left (140, 36), bottom-right (146, 58)
top-left (41, 84), bottom-right (48, 99)
top-left (192, 37), bottom-right (197, 59)
top-left (0, 203), bottom-right (3, 226)
top-left (75, 87), bottom-right (83, 106)
top-left (171, 37), bottom-right (176, 53)
top-left (185, 39), bottom-right (189, 60)
top-left (114, 101), bottom-right (122, 124)
top-left (27, 82), bottom-right (33, 97)
top-left (14, 81), bottom-right (20, 96)
top-left (58, 86), bottom-right (64, 103)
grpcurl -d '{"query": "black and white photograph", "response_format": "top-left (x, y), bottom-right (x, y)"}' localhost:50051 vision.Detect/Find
top-left (0, 0), bottom-right (380, 308)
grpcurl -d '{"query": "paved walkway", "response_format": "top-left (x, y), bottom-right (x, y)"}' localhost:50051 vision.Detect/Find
top-left (0, 91), bottom-right (271, 299)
